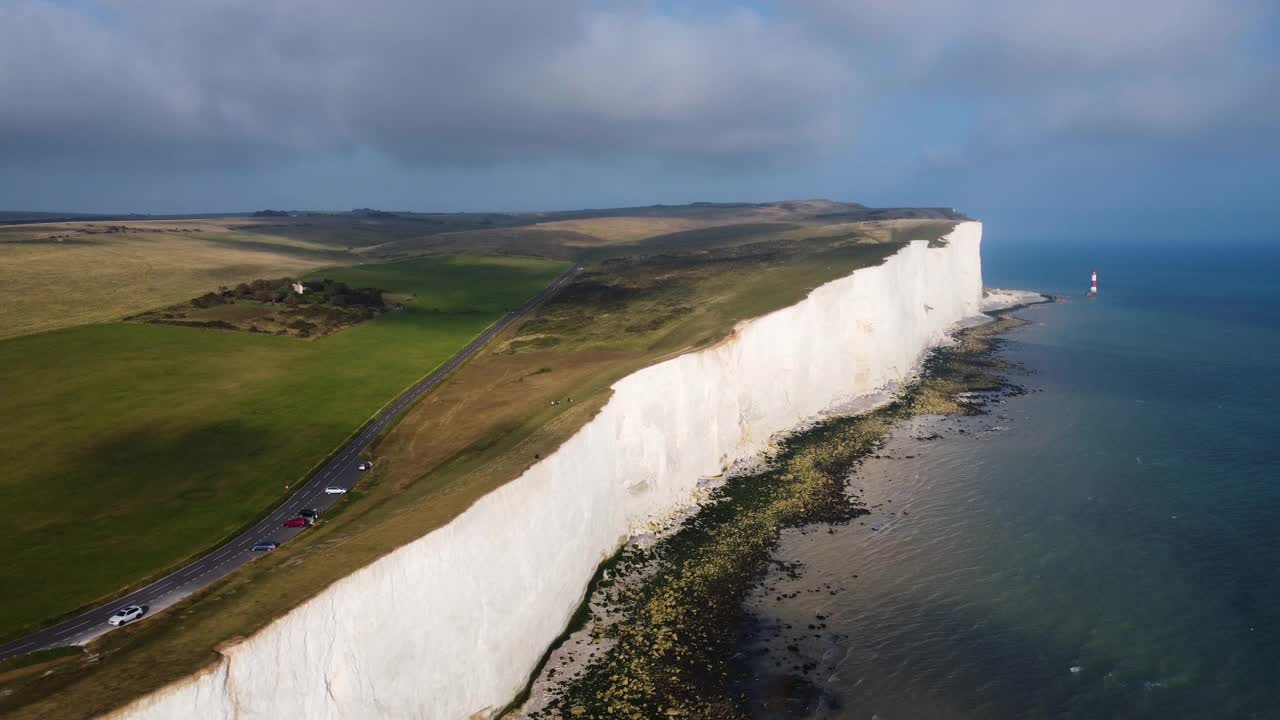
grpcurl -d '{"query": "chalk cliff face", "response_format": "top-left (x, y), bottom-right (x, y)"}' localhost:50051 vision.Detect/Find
top-left (106, 222), bottom-right (984, 720)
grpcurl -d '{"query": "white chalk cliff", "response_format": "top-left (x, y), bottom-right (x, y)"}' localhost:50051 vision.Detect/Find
top-left (106, 222), bottom-right (985, 720)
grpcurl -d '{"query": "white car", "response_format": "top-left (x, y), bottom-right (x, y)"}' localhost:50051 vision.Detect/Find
top-left (357, 461), bottom-right (372, 471)
top-left (323, 486), bottom-right (347, 495)
top-left (108, 605), bottom-right (146, 626)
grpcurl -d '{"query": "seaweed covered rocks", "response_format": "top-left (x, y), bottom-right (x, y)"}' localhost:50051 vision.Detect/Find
top-left (523, 314), bottom-right (1028, 720)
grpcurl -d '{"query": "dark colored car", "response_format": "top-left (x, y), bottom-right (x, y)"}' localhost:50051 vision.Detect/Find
top-left (283, 517), bottom-right (310, 528)
top-left (251, 542), bottom-right (279, 552)
top-left (299, 508), bottom-right (320, 518)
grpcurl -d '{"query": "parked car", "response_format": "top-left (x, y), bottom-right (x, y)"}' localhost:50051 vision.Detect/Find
top-left (357, 461), bottom-right (372, 471)
top-left (323, 486), bottom-right (347, 495)
top-left (283, 517), bottom-right (310, 528)
top-left (298, 508), bottom-right (320, 518)
top-left (108, 605), bottom-right (146, 626)
top-left (251, 541), bottom-right (279, 552)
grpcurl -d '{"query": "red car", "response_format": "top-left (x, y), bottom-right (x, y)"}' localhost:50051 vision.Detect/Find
top-left (283, 517), bottom-right (310, 528)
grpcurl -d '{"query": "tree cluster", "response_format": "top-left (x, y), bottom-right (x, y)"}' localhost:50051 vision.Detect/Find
top-left (351, 207), bottom-right (397, 218)
top-left (191, 277), bottom-right (385, 308)
top-left (297, 278), bottom-right (384, 307)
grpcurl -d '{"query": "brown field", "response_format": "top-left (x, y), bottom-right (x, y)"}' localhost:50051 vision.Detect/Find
top-left (525, 200), bottom-right (875, 245)
top-left (355, 226), bottom-right (596, 260)
top-left (529, 216), bottom-right (730, 244)
top-left (0, 220), bottom-right (348, 339)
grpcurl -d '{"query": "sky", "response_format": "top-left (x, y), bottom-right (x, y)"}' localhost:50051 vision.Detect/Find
top-left (2, 0), bottom-right (1277, 237)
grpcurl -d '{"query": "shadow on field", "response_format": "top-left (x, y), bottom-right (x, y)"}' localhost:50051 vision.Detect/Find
top-left (200, 235), bottom-right (350, 260)
top-left (80, 418), bottom-right (272, 473)
top-left (1, 419), bottom-right (293, 647)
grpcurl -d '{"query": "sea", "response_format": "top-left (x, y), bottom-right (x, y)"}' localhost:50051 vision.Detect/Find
top-left (738, 234), bottom-right (1280, 719)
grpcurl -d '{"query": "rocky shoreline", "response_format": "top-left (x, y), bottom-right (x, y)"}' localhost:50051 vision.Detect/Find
top-left (512, 308), bottom-right (1038, 720)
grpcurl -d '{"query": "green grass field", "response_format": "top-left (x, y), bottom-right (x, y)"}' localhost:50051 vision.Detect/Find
top-left (0, 255), bottom-right (567, 642)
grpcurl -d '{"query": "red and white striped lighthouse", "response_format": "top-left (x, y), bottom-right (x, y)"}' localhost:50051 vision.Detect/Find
top-left (1089, 269), bottom-right (1098, 296)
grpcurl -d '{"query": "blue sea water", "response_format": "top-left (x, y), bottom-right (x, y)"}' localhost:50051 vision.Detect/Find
top-left (741, 236), bottom-right (1280, 719)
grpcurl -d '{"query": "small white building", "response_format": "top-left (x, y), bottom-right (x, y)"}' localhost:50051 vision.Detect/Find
top-left (291, 281), bottom-right (305, 295)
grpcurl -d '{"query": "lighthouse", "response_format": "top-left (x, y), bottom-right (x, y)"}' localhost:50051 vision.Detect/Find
top-left (1089, 269), bottom-right (1098, 296)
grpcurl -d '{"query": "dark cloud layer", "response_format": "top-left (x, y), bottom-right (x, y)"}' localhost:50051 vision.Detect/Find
top-left (0, 0), bottom-right (1276, 215)
top-left (1, 1), bottom-right (849, 169)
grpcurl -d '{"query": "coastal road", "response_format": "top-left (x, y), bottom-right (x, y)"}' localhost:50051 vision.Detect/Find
top-left (0, 263), bottom-right (582, 663)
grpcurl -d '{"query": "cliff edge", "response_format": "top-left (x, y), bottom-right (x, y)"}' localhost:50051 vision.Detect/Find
top-left (106, 222), bottom-right (985, 720)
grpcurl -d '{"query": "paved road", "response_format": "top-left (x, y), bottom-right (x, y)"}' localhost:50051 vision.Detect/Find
top-left (0, 264), bottom-right (581, 662)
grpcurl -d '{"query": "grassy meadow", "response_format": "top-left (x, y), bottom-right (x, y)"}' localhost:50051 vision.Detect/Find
top-left (0, 254), bottom-right (567, 642)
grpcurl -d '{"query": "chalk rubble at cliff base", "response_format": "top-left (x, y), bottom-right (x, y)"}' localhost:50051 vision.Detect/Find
top-left (106, 222), bottom-right (987, 720)
top-left (982, 287), bottom-right (1048, 313)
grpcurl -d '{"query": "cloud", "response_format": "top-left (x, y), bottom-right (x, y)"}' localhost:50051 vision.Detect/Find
top-left (0, 0), bottom-right (853, 169)
top-left (783, 0), bottom-right (1280, 212)
top-left (797, 0), bottom-right (1258, 80)
top-left (796, 0), bottom-right (1277, 147)
top-left (3, 0), bottom-right (1276, 213)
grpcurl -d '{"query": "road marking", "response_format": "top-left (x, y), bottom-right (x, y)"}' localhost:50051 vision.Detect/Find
top-left (54, 621), bottom-right (93, 639)
top-left (9, 642), bottom-right (34, 652)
